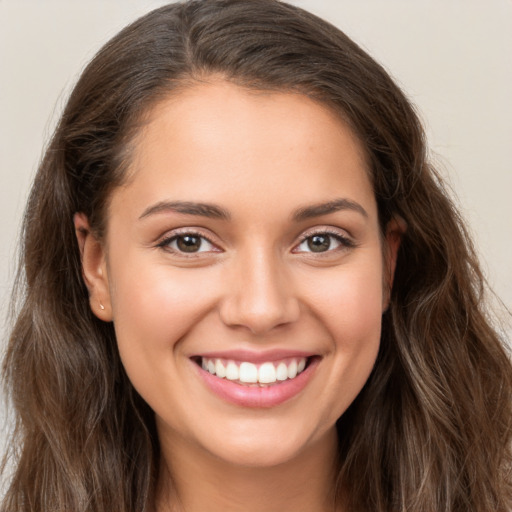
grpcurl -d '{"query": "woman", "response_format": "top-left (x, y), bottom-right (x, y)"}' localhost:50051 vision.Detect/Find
top-left (2, 0), bottom-right (511, 510)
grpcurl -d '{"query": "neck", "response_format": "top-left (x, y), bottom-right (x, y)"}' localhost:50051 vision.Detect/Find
top-left (155, 427), bottom-right (340, 512)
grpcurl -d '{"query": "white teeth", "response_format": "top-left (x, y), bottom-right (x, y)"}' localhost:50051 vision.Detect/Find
top-left (215, 359), bottom-right (226, 378)
top-left (276, 362), bottom-right (288, 381)
top-left (258, 362), bottom-right (276, 384)
top-left (201, 357), bottom-right (308, 385)
top-left (225, 361), bottom-right (239, 381)
top-left (239, 362), bottom-right (258, 383)
top-left (287, 360), bottom-right (298, 379)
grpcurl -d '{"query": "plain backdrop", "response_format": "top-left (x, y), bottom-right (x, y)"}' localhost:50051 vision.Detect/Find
top-left (1, 0), bottom-right (511, 457)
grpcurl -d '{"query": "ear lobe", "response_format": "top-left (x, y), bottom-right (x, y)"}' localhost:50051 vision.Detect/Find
top-left (383, 215), bottom-right (406, 311)
top-left (74, 212), bottom-right (112, 321)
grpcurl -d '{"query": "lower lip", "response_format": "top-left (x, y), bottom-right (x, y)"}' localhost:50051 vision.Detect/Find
top-left (194, 358), bottom-right (319, 408)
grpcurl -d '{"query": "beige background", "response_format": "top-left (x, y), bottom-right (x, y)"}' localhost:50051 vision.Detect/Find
top-left (1, 0), bottom-right (511, 453)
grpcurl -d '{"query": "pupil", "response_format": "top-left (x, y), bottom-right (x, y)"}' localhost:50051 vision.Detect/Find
top-left (308, 235), bottom-right (330, 252)
top-left (177, 235), bottom-right (201, 252)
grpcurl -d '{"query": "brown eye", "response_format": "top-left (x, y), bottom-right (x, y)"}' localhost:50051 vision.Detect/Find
top-left (294, 232), bottom-right (353, 254)
top-left (176, 235), bottom-right (203, 252)
top-left (159, 233), bottom-right (216, 254)
top-left (306, 235), bottom-right (331, 252)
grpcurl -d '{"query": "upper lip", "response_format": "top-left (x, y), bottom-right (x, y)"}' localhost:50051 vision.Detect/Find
top-left (190, 349), bottom-right (317, 364)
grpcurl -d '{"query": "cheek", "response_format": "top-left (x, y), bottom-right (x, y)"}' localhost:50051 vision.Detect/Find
top-left (302, 259), bottom-right (384, 415)
top-left (106, 258), bottom-right (225, 424)
top-left (335, 274), bottom-right (383, 346)
top-left (329, 266), bottom-right (384, 370)
top-left (305, 258), bottom-right (385, 341)
top-left (107, 257), bottom-right (221, 357)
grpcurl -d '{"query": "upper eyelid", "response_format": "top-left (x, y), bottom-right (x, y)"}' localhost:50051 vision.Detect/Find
top-left (157, 226), bottom-right (217, 242)
top-left (296, 225), bottom-right (353, 241)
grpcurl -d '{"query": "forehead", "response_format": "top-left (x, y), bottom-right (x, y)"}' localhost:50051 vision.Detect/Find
top-left (113, 80), bottom-right (376, 222)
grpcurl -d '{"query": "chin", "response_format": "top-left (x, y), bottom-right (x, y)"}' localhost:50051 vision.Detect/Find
top-left (194, 416), bottom-right (336, 469)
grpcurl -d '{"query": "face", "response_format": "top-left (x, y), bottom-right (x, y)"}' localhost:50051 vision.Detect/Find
top-left (78, 81), bottom-right (400, 469)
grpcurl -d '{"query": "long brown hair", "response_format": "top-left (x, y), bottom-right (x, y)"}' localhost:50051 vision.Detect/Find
top-left (2, 1), bottom-right (511, 510)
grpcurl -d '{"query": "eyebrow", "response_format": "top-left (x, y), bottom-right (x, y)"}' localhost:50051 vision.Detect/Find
top-left (138, 197), bottom-right (367, 222)
top-left (292, 198), bottom-right (368, 222)
top-left (138, 200), bottom-right (231, 221)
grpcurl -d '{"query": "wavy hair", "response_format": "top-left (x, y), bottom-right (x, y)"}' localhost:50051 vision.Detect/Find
top-left (2, 1), bottom-right (511, 510)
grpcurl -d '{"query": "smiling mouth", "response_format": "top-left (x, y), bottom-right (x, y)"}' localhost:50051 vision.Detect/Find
top-left (193, 356), bottom-right (313, 386)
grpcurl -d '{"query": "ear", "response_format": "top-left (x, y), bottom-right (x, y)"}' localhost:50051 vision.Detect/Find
top-left (382, 215), bottom-right (406, 311)
top-left (74, 212), bottom-right (113, 321)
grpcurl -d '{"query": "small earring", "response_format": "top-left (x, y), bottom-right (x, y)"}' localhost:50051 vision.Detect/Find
top-left (99, 303), bottom-right (105, 310)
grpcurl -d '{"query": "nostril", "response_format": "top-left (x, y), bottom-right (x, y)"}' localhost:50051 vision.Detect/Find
top-left (219, 296), bottom-right (300, 335)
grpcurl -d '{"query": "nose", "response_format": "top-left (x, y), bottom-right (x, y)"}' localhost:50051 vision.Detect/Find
top-left (219, 249), bottom-right (300, 335)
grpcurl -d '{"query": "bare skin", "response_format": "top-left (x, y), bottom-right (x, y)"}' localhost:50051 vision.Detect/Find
top-left (75, 80), bottom-right (402, 511)
top-left (155, 426), bottom-right (339, 512)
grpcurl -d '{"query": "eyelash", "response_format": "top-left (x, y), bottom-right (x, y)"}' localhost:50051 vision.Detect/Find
top-left (156, 228), bottom-right (355, 256)
top-left (293, 230), bottom-right (355, 254)
top-left (156, 229), bottom-right (219, 255)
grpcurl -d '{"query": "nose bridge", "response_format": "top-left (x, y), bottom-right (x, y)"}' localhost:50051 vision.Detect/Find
top-left (220, 243), bottom-right (299, 334)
